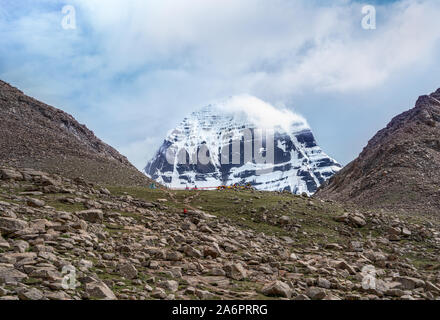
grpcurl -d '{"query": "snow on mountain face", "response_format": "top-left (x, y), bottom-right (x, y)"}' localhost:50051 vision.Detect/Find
top-left (145, 96), bottom-right (341, 195)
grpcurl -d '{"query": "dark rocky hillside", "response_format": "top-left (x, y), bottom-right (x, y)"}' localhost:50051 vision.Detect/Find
top-left (0, 80), bottom-right (152, 187)
top-left (317, 88), bottom-right (440, 214)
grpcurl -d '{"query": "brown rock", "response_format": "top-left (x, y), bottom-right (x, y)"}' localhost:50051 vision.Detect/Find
top-left (305, 287), bottom-right (326, 300)
top-left (0, 217), bottom-right (29, 235)
top-left (118, 263), bottom-right (138, 280)
top-left (224, 263), bottom-right (247, 281)
top-left (76, 209), bottom-right (104, 223)
top-left (85, 281), bottom-right (117, 300)
top-left (261, 280), bottom-right (292, 298)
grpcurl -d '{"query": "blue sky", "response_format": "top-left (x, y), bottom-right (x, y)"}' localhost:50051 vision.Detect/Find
top-left (1, 0), bottom-right (440, 170)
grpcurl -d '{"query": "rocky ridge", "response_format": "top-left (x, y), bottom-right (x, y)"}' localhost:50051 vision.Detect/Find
top-left (0, 80), bottom-right (152, 187)
top-left (317, 88), bottom-right (440, 213)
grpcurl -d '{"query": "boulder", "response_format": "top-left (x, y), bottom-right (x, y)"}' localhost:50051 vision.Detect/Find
top-left (26, 198), bottom-right (45, 208)
top-left (158, 280), bottom-right (179, 293)
top-left (0, 217), bottom-right (29, 235)
top-left (0, 266), bottom-right (28, 284)
top-left (118, 263), bottom-right (138, 280)
top-left (76, 209), bottom-right (104, 223)
top-left (18, 288), bottom-right (44, 300)
top-left (85, 281), bottom-right (117, 300)
top-left (0, 169), bottom-right (23, 181)
top-left (224, 263), bottom-right (247, 281)
top-left (261, 281), bottom-right (292, 298)
top-left (305, 287), bottom-right (326, 300)
top-left (396, 276), bottom-right (425, 290)
top-left (184, 245), bottom-right (203, 258)
top-left (203, 243), bottom-right (222, 258)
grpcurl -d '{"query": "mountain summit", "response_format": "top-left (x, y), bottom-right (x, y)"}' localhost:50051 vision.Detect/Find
top-left (145, 96), bottom-right (341, 194)
top-left (317, 88), bottom-right (440, 213)
top-left (0, 80), bottom-right (151, 187)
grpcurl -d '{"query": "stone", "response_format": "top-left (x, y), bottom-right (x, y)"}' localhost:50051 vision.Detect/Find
top-left (306, 287), bottom-right (326, 300)
top-left (401, 228), bottom-right (412, 236)
top-left (85, 281), bottom-right (117, 300)
top-left (335, 260), bottom-right (356, 275)
top-left (27, 198), bottom-right (45, 208)
top-left (18, 288), bottom-right (44, 300)
top-left (209, 268), bottom-right (226, 276)
top-left (76, 209), bottom-right (104, 223)
top-left (289, 253), bottom-right (298, 261)
top-left (166, 251), bottom-right (183, 261)
top-left (118, 263), bottom-right (138, 280)
top-left (425, 281), bottom-right (440, 294)
top-left (224, 263), bottom-right (247, 281)
top-left (279, 216), bottom-right (291, 226)
top-left (261, 280), bottom-right (292, 298)
top-left (151, 288), bottom-right (167, 299)
top-left (396, 277), bottom-right (425, 290)
top-left (0, 235), bottom-right (10, 250)
top-left (204, 243), bottom-right (222, 258)
top-left (334, 213), bottom-right (349, 222)
top-left (195, 289), bottom-right (214, 300)
top-left (0, 267), bottom-right (28, 284)
top-left (0, 169), bottom-right (23, 181)
top-left (100, 188), bottom-right (111, 195)
top-left (79, 259), bottom-right (94, 270)
top-left (13, 240), bottom-right (29, 253)
top-left (350, 241), bottom-right (363, 252)
top-left (0, 296), bottom-right (19, 300)
top-left (46, 291), bottom-right (71, 300)
top-left (387, 226), bottom-right (401, 236)
top-left (385, 289), bottom-right (405, 297)
top-left (29, 267), bottom-right (61, 281)
top-left (159, 280), bottom-right (179, 293)
top-left (325, 243), bottom-right (343, 250)
top-left (0, 217), bottom-right (29, 235)
top-left (0, 287), bottom-right (8, 296)
top-left (349, 215), bottom-right (366, 228)
top-left (184, 246), bottom-right (203, 258)
top-left (317, 278), bottom-right (331, 289)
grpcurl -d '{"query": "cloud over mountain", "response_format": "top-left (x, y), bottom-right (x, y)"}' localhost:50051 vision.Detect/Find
top-left (1, 0), bottom-right (440, 169)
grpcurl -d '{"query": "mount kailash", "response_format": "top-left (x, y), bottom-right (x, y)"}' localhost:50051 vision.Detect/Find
top-left (145, 96), bottom-right (341, 195)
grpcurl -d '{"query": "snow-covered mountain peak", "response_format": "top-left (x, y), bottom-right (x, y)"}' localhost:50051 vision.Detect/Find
top-left (146, 97), bottom-right (341, 195)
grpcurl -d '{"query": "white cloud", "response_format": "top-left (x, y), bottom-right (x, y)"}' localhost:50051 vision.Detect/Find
top-left (66, 0), bottom-right (440, 97)
top-left (1, 0), bottom-right (440, 170)
top-left (214, 95), bottom-right (309, 132)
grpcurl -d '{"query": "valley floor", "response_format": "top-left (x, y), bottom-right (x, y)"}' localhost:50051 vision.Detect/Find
top-left (1, 166), bottom-right (439, 300)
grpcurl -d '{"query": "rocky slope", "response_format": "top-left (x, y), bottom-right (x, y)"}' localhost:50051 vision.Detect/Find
top-left (0, 80), bottom-right (151, 187)
top-left (1, 166), bottom-right (439, 300)
top-left (146, 101), bottom-right (341, 195)
top-left (317, 88), bottom-right (440, 214)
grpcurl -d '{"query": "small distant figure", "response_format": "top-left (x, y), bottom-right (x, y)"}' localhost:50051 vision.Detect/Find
top-left (183, 208), bottom-right (188, 214)
top-left (149, 183), bottom-right (156, 189)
